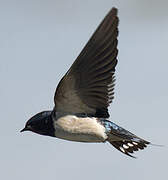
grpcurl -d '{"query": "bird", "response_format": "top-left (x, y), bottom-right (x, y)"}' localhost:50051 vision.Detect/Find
top-left (21, 7), bottom-right (150, 158)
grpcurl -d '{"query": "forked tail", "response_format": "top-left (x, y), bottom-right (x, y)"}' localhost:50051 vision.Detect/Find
top-left (101, 120), bottom-right (150, 158)
top-left (109, 139), bottom-right (150, 158)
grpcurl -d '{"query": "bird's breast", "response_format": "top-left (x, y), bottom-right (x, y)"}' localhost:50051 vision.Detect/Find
top-left (53, 115), bottom-right (107, 142)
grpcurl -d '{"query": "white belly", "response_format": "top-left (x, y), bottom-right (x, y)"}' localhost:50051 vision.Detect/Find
top-left (53, 115), bottom-right (107, 142)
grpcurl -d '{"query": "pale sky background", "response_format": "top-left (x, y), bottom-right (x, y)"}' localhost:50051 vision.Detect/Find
top-left (0, 0), bottom-right (168, 180)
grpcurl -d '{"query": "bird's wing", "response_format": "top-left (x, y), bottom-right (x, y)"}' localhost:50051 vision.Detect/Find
top-left (54, 8), bottom-right (119, 118)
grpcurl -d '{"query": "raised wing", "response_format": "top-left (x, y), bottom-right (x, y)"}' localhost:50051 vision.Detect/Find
top-left (54, 8), bottom-right (119, 118)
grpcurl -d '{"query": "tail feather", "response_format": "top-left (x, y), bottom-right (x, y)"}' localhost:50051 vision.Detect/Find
top-left (100, 120), bottom-right (150, 157)
top-left (109, 139), bottom-right (150, 158)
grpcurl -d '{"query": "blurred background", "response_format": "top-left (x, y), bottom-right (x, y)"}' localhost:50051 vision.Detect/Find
top-left (0, 0), bottom-right (168, 179)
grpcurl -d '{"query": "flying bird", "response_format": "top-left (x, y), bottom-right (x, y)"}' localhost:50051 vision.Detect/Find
top-left (21, 8), bottom-right (150, 157)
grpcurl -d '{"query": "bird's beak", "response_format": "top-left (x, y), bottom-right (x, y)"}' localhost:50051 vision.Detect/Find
top-left (20, 127), bottom-right (28, 132)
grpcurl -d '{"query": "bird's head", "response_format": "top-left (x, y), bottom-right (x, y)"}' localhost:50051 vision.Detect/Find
top-left (20, 111), bottom-right (55, 137)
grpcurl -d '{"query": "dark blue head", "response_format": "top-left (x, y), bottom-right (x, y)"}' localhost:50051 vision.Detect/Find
top-left (21, 111), bottom-right (55, 137)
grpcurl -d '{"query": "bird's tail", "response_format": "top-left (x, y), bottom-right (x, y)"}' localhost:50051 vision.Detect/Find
top-left (101, 120), bottom-right (150, 158)
top-left (109, 138), bottom-right (150, 158)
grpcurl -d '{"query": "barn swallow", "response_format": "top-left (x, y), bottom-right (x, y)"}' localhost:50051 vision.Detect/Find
top-left (21, 8), bottom-right (150, 157)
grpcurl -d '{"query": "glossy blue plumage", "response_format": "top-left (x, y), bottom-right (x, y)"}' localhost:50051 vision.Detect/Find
top-left (99, 119), bottom-right (146, 142)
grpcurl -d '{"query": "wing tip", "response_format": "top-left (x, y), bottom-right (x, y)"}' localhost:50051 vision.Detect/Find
top-left (105, 7), bottom-right (118, 20)
top-left (111, 7), bottom-right (118, 15)
top-left (106, 7), bottom-right (118, 20)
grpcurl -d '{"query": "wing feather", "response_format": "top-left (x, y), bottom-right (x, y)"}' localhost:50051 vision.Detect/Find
top-left (54, 8), bottom-right (119, 118)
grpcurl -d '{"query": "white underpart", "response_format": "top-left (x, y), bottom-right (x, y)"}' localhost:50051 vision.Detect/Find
top-left (53, 115), bottom-right (107, 142)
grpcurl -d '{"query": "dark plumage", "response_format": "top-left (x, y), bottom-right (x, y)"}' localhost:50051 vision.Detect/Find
top-left (21, 8), bottom-right (151, 158)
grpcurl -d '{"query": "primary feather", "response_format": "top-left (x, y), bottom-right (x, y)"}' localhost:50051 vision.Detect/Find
top-left (54, 8), bottom-right (119, 118)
